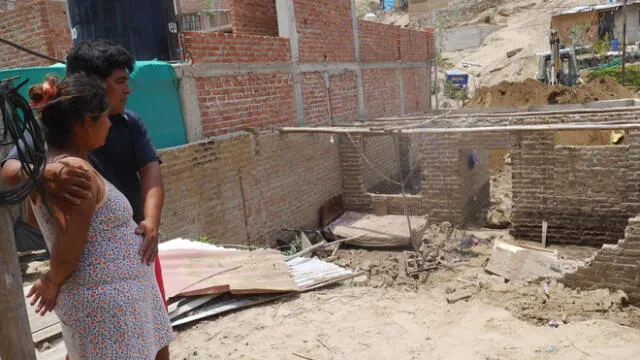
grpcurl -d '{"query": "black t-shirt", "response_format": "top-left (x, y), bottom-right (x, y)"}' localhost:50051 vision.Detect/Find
top-left (2, 110), bottom-right (160, 223)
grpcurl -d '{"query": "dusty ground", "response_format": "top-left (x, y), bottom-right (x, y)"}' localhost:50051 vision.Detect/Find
top-left (171, 235), bottom-right (640, 360)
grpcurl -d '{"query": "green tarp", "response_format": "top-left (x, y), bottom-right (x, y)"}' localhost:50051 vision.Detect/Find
top-left (0, 61), bottom-right (187, 149)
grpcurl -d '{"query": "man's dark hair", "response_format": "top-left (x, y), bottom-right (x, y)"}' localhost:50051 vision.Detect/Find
top-left (41, 74), bottom-right (109, 149)
top-left (66, 40), bottom-right (135, 79)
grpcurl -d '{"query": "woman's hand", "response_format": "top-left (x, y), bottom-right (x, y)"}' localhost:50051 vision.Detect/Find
top-left (26, 274), bottom-right (60, 316)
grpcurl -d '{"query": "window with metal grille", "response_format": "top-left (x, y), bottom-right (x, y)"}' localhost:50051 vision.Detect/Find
top-left (182, 14), bottom-right (200, 32)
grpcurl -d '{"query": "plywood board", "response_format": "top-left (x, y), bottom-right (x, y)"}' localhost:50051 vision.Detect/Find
top-left (159, 249), bottom-right (238, 299)
top-left (161, 249), bottom-right (299, 297)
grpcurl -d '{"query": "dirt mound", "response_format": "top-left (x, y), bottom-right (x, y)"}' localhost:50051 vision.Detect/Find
top-left (467, 77), bottom-right (635, 108)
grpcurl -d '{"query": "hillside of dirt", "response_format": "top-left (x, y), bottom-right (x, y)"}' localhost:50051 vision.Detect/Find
top-left (438, 0), bottom-right (602, 89)
top-left (467, 76), bottom-right (635, 108)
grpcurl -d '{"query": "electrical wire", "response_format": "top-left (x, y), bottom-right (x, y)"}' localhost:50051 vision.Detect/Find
top-left (0, 37), bottom-right (66, 64)
top-left (0, 77), bottom-right (47, 205)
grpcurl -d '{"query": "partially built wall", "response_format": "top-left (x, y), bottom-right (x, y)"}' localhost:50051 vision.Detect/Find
top-left (340, 105), bottom-right (640, 247)
top-left (158, 0), bottom-right (435, 244)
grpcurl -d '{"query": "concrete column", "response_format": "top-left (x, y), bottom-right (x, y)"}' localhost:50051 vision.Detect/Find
top-left (350, 0), bottom-right (366, 120)
top-left (397, 68), bottom-right (405, 115)
top-left (276, 0), bottom-right (304, 125)
top-left (178, 76), bottom-right (203, 142)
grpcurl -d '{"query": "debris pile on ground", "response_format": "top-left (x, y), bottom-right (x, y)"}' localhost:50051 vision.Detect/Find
top-left (326, 211), bottom-right (428, 248)
top-left (478, 279), bottom-right (640, 327)
top-left (28, 238), bottom-right (356, 358)
top-left (467, 77), bottom-right (635, 108)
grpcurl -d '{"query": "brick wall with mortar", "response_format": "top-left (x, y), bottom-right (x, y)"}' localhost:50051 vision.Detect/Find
top-left (168, 0), bottom-right (434, 239)
top-left (561, 215), bottom-right (640, 305)
top-left (181, 0), bottom-right (434, 135)
top-left (0, 0), bottom-right (71, 69)
top-left (229, 0), bottom-right (278, 37)
top-left (362, 136), bottom-right (400, 193)
top-left (196, 74), bottom-right (296, 137)
top-left (365, 109), bottom-right (640, 247)
top-left (160, 131), bottom-right (342, 245)
top-left (184, 32), bottom-right (291, 63)
top-left (294, 0), bottom-right (356, 63)
top-left (362, 68), bottom-right (402, 119)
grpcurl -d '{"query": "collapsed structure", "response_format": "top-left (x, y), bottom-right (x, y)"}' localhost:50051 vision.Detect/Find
top-left (2, 0), bottom-right (640, 306)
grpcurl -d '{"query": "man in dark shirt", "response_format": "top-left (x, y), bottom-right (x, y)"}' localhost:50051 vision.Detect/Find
top-left (1, 40), bottom-right (169, 360)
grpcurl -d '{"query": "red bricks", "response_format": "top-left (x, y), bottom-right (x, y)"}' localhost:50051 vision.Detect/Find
top-left (294, 0), bottom-right (356, 62)
top-left (0, 0), bottom-right (71, 69)
top-left (184, 31), bottom-right (290, 63)
top-left (362, 68), bottom-right (401, 119)
top-left (328, 71), bottom-right (359, 125)
top-left (359, 20), bottom-right (400, 62)
top-left (230, 0), bottom-right (278, 37)
top-left (301, 72), bottom-right (330, 126)
top-left (197, 74), bottom-right (296, 137)
top-left (403, 68), bottom-right (429, 114)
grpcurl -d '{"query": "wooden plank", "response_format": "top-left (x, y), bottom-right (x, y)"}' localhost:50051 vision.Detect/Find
top-left (1, 210), bottom-right (37, 359)
top-left (280, 122), bottom-right (640, 135)
top-left (32, 323), bottom-right (62, 345)
top-left (159, 249), bottom-right (239, 299)
top-left (162, 249), bottom-right (299, 297)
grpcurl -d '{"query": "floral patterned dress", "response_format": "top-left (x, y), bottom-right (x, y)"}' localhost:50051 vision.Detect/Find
top-left (31, 173), bottom-right (174, 360)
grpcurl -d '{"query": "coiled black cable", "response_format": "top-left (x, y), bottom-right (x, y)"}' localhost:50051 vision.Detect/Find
top-left (0, 77), bottom-right (47, 205)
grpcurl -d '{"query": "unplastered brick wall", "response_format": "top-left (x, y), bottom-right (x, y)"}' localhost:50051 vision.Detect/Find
top-left (362, 68), bottom-right (401, 118)
top-left (160, 131), bottom-right (342, 245)
top-left (561, 215), bottom-right (640, 304)
top-left (511, 132), bottom-right (633, 246)
top-left (184, 32), bottom-right (290, 63)
top-left (362, 135), bottom-right (400, 193)
top-left (551, 146), bottom-right (629, 245)
top-left (197, 74), bottom-right (296, 137)
top-left (0, 0), bottom-right (71, 68)
top-left (301, 70), bottom-right (360, 126)
top-left (403, 68), bottom-right (429, 114)
top-left (294, 0), bottom-right (356, 62)
top-left (229, 0), bottom-right (278, 36)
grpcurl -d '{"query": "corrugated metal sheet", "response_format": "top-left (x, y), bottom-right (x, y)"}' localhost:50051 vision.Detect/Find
top-left (559, 2), bottom-right (640, 15)
top-left (287, 257), bottom-right (354, 289)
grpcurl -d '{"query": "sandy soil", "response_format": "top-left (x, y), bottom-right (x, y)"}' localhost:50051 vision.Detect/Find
top-left (171, 287), bottom-right (640, 360)
top-left (441, 0), bottom-right (594, 88)
top-left (170, 231), bottom-right (640, 360)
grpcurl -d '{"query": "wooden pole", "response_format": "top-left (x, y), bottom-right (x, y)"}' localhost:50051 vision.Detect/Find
top-left (622, 0), bottom-right (628, 85)
top-left (281, 122), bottom-right (640, 135)
top-left (0, 209), bottom-right (37, 359)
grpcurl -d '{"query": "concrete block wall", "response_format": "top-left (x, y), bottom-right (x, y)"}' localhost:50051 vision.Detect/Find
top-left (160, 132), bottom-right (342, 245)
top-left (0, 0), bottom-right (72, 68)
top-left (561, 215), bottom-right (640, 305)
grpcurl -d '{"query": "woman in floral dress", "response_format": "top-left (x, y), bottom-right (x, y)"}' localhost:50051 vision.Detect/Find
top-left (26, 74), bottom-right (173, 360)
